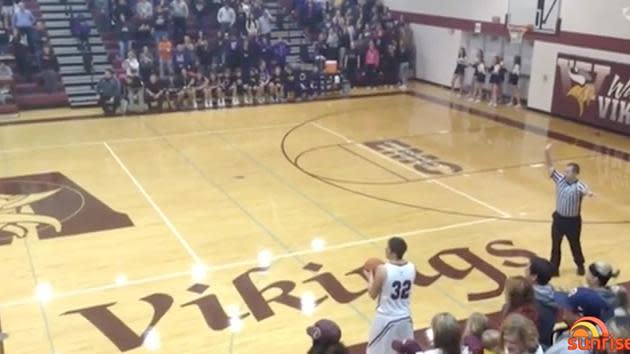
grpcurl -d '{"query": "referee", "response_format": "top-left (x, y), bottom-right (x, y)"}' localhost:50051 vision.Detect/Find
top-left (544, 143), bottom-right (594, 276)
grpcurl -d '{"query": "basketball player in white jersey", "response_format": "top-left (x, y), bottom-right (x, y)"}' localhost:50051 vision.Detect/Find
top-left (364, 237), bottom-right (416, 354)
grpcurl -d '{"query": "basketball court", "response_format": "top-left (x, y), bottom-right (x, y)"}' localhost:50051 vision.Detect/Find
top-left (0, 82), bottom-right (628, 354)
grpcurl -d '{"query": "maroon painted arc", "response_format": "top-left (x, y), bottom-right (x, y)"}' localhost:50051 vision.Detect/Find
top-left (393, 11), bottom-right (630, 55)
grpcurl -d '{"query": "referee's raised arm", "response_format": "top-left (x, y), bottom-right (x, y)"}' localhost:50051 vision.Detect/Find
top-left (544, 143), bottom-right (554, 174)
top-left (545, 143), bottom-right (562, 182)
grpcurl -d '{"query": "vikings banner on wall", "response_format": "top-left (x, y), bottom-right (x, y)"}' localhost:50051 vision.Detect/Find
top-left (551, 53), bottom-right (630, 136)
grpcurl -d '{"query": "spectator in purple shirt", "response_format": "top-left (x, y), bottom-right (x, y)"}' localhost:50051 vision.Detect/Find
top-left (172, 43), bottom-right (193, 72)
top-left (272, 36), bottom-right (289, 69)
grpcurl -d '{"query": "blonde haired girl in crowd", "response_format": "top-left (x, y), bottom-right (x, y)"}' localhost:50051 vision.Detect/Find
top-left (508, 55), bottom-right (522, 107)
top-left (462, 313), bottom-right (489, 354)
top-left (451, 47), bottom-right (467, 96)
top-left (500, 314), bottom-right (543, 354)
top-left (417, 313), bottom-right (470, 354)
top-left (469, 49), bottom-right (486, 103)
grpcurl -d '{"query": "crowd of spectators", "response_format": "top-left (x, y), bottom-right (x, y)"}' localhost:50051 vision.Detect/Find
top-left (291, 0), bottom-right (414, 88)
top-left (308, 257), bottom-right (630, 354)
top-left (0, 0), bottom-right (59, 93)
top-left (95, 0), bottom-right (414, 115)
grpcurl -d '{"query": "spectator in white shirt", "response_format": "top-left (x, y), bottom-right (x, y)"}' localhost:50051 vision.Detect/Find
top-left (122, 50), bottom-right (140, 77)
top-left (217, 3), bottom-right (235, 33)
top-left (136, 0), bottom-right (153, 21)
top-left (245, 13), bottom-right (258, 37)
top-left (258, 8), bottom-right (274, 39)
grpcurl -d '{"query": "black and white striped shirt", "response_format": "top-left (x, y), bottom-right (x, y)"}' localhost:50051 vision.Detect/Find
top-left (551, 169), bottom-right (588, 217)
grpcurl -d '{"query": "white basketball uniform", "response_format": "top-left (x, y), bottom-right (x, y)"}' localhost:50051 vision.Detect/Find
top-left (366, 261), bottom-right (416, 354)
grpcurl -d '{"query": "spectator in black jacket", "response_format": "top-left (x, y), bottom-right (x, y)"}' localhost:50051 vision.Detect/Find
top-left (10, 29), bottom-right (30, 81)
top-left (144, 73), bottom-right (164, 112)
top-left (525, 256), bottom-right (557, 349)
top-left (153, 0), bottom-right (170, 45)
top-left (39, 45), bottom-right (58, 92)
top-left (196, 38), bottom-right (212, 75)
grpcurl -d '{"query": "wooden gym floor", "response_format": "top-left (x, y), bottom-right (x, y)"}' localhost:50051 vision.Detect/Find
top-left (0, 83), bottom-right (628, 354)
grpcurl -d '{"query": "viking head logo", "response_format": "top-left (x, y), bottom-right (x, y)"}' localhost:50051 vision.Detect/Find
top-left (0, 172), bottom-right (133, 246)
top-left (566, 68), bottom-right (597, 117)
top-left (0, 189), bottom-right (62, 240)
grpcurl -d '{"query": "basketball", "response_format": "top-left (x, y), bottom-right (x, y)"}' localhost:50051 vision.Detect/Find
top-left (364, 258), bottom-right (385, 274)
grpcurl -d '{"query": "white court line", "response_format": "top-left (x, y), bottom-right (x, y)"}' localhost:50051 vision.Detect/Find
top-left (0, 218), bottom-right (495, 308)
top-left (103, 142), bottom-right (203, 264)
top-left (311, 122), bottom-right (512, 218)
top-left (0, 123), bottom-right (297, 154)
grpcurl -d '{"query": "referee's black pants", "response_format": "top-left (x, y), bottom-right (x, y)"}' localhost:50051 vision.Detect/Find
top-left (550, 212), bottom-right (585, 270)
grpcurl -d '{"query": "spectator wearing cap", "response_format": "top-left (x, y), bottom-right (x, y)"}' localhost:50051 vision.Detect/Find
top-left (306, 319), bottom-right (348, 354)
top-left (525, 256), bottom-right (557, 348)
top-left (546, 287), bottom-right (610, 354)
top-left (419, 313), bottom-right (470, 354)
top-left (217, 2), bottom-right (236, 34)
top-left (500, 313), bottom-right (543, 354)
top-left (392, 339), bottom-right (422, 354)
top-left (585, 261), bottom-right (621, 320)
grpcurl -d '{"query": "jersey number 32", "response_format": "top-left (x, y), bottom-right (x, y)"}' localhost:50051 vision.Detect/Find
top-left (391, 280), bottom-right (411, 300)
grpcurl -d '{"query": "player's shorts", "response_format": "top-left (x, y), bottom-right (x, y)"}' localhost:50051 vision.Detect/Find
top-left (366, 314), bottom-right (413, 354)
